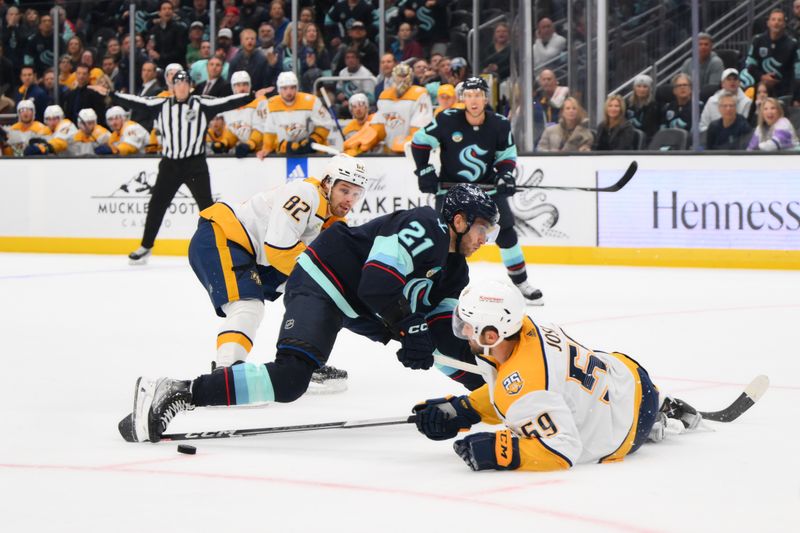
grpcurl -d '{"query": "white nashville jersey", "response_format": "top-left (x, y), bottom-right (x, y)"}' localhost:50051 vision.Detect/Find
top-left (471, 317), bottom-right (644, 467)
top-left (111, 120), bottom-right (149, 153)
top-left (222, 96), bottom-right (269, 144)
top-left (371, 85), bottom-right (433, 149)
top-left (264, 93), bottom-right (332, 144)
top-left (48, 119), bottom-right (78, 149)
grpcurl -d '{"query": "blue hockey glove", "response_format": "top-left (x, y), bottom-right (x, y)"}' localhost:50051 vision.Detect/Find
top-left (234, 143), bottom-right (251, 158)
top-left (453, 430), bottom-right (521, 471)
top-left (94, 144), bottom-right (114, 155)
top-left (412, 395), bottom-right (481, 440)
top-left (495, 172), bottom-right (516, 195)
top-left (24, 139), bottom-right (52, 155)
top-left (394, 313), bottom-right (435, 370)
top-left (415, 164), bottom-right (438, 194)
top-left (211, 141), bottom-right (228, 154)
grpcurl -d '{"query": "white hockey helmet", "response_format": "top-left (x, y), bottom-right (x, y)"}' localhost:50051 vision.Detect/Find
top-left (324, 153), bottom-right (368, 190)
top-left (453, 280), bottom-right (525, 348)
top-left (78, 108), bottom-right (98, 124)
top-left (106, 106), bottom-right (127, 121)
top-left (165, 63), bottom-right (182, 78)
top-left (44, 105), bottom-right (65, 121)
top-left (230, 70), bottom-right (251, 87)
top-left (277, 70), bottom-right (298, 89)
top-left (348, 93), bottom-right (369, 108)
top-left (17, 99), bottom-right (35, 113)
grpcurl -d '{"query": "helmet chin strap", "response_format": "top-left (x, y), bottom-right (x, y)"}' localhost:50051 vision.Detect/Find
top-left (449, 219), bottom-right (471, 255)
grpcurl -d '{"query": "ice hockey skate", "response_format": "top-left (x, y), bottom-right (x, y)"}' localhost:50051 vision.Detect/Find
top-left (128, 246), bottom-right (151, 266)
top-left (126, 377), bottom-right (194, 442)
top-left (306, 365), bottom-right (349, 394)
top-left (515, 280), bottom-right (544, 306)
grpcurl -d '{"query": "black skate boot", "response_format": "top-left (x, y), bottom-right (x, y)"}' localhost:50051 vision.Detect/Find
top-left (128, 246), bottom-right (152, 266)
top-left (514, 280), bottom-right (544, 306)
top-left (307, 365), bottom-right (348, 394)
top-left (130, 377), bottom-right (194, 442)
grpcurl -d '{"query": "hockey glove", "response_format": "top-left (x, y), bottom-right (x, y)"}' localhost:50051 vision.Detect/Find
top-left (453, 430), bottom-right (521, 471)
top-left (288, 139), bottom-right (314, 154)
top-left (415, 164), bottom-right (438, 194)
top-left (412, 395), bottom-right (481, 441)
top-left (394, 313), bottom-right (435, 370)
top-left (495, 172), bottom-right (516, 196)
top-left (211, 141), bottom-right (228, 154)
top-left (94, 144), bottom-right (114, 155)
top-left (234, 143), bottom-right (252, 158)
top-left (24, 139), bottom-right (52, 155)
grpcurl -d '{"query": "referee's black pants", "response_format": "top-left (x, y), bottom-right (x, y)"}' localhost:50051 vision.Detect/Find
top-left (141, 155), bottom-right (213, 249)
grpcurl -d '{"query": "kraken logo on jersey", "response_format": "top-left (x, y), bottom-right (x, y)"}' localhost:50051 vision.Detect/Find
top-left (763, 57), bottom-right (783, 75)
top-left (503, 372), bottom-right (524, 395)
top-left (417, 7), bottom-right (435, 31)
top-left (457, 144), bottom-right (488, 181)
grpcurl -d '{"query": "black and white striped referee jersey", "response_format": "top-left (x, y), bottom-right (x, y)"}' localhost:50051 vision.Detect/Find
top-left (111, 91), bottom-right (254, 159)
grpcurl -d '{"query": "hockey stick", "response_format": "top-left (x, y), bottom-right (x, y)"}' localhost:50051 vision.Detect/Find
top-left (698, 374), bottom-right (770, 422)
top-left (311, 142), bottom-right (341, 156)
top-left (440, 160), bottom-right (638, 193)
top-left (320, 86), bottom-right (346, 140)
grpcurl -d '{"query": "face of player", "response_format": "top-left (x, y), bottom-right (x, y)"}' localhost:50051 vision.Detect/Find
top-left (80, 119), bottom-right (96, 135)
top-left (279, 84), bottom-right (297, 104)
top-left (45, 115), bottom-right (61, 130)
top-left (351, 101), bottom-right (368, 121)
top-left (211, 116), bottom-right (225, 134)
top-left (18, 108), bottom-right (34, 124)
top-left (438, 93), bottom-right (455, 109)
top-left (454, 215), bottom-right (493, 257)
top-left (328, 181), bottom-right (364, 217)
top-left (108, 115), bottom-right (124, 132)
top-left (762, 101), bottom-right (779, 125)
top-left (463, 89), bottom-right (487, 117)
top-left (174, 80), bottom-right (190, 100)
top-left (606, 98), bottom-right (621, 120)
top-left (233, 82), bottom-right (250, 94)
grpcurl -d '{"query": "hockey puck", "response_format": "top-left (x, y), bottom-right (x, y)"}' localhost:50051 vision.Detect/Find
top-left (177, 444), bottom-right (196, 455)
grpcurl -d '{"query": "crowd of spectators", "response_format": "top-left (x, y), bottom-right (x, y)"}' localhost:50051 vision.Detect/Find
top-left (2, 1), bottom-right (800, 156)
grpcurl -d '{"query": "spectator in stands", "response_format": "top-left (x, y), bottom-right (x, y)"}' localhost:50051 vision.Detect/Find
top-left (258, 22), bottom-right (277, 50)
top-left (20, 9), bottom-right (39, 42)
top-left (679, 32), bottom-right (724, 88)
top-left (747, 81), bottom-right (770, 128)
top-left (149, 1), bottom-right (188, 70)
top-left (481, 22), bottom-right (511, 81)
top-left (216, 28), bottom-right (238, 63)
top-left (63, 64), bottom-right (106, 127)
top-left (282, 6), bottom-right (315, 49)
top-left (537, 96), bottom-right (593, 152)
top-left (117, 34), bottom-right (148, 91)
top-left (184, 0), bottom-right (212, 29)
top-left (102, 55), bottom-right (120, 88)
top-left (746, 97), bottom-right (800, 150)
top-left (186, 21), bottom-right (206, 66)
top-left (337, 21), bottom-right (379, 75)
top-left (97, 105), bottom-right (149, 156)
top-left (325, 0), bottom-right (374, 49)
top-left (0, 44), bottom-right (14, 110)
top-left (699, 68), bottom-right (752, 132)
top-left (195, 56), bottom-right (232, 97)
top-left (80, 50), bottom-right (104, 86)
top-left (268, 0), bottom-right (290, 44)
top-left (789, 0), bottom-right (800, 39)
top-left (39, 68), bottom-right (63, 107)
top-left (299, 23), bottom-right (331, 93)
top-left (625, 74), bottom-right (659, 142)
top-left (191, 48), bottom-right (231, 85)
top-left (14, 65), bottom-right (48, 121)
top-left (336, 47), bottom-right (377, 113)
top-left (533, 68), bottom-right (569, 144)
top-left (593, 94), bottom-right (638, 151)
top-left (740, 9), bottom-right (798, 98)
top-left (375, 53), bottom-right (397, 95)
top-left (206, 114), bottom-right (238, 154)
top-left (391, 22), bottom-right (424, 63)
top-left (65, 35), bottom-right (83, 66)
top-left (705, 93), bottom-right (752, 150)
top-left (3, 6), bottom-right (25, 70)
top-left (447, 56), bottom-right (469, 87)
top-left (230, 28), bottom-right (268, 90)
top-left (533, 17), bottom-right (566, 72)
top-left (411, 59), bottom-right (430, 85)
top-left (2, 99), bottom-right (51, 157)
top-left (660, 73), bottom-right (699, 132)
top-left (397, 0), bottom-right (449, 56)
top-left (240, 0), bottom-right (268, 31)
top-left (57, 54), bottom-right (76, 88)
top-left (105, 38), bottom-right (122, 64)
top-left (137, 61), bottom-right (163, 98)
top-left (24, 13), bottom-right (55, 77)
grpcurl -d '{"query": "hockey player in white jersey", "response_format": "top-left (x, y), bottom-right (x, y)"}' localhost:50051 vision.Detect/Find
top-left (343, 63), bottom-right (432, 154)
top-left (96, 106), bottom-right (149, 155)
top-left (188, 153), bottom-right (368, 388)
top-left (221, 70), bottom-right (269, 157)
top-left (2, 99), bottom-right (51, 157)
top-left (258, 71), bottom-right (333, 156)
top-left (25, 105), bottom-right (78, 155)
top-left (67, 108), bottom-right (111, 156)
top-left (414, 279), bottom-right (702, 472)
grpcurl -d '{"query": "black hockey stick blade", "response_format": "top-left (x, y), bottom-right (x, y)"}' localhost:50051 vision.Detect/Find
top-left (699, 375), bottom-right (770, 422)
top-left (440, 160), bottom-right (638, 193)
top-left (155, 415), bottom-right (417, 442)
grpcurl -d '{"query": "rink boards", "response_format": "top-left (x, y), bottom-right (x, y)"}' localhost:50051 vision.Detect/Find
top-left (0, 153), bottom-right (798, 269)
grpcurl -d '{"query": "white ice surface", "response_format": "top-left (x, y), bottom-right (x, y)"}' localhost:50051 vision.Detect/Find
top-left (0, 253), bottom-right (798, 532)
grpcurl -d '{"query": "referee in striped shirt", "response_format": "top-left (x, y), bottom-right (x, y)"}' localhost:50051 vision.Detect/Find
top-left (89, 71), bottom-right (253, 264)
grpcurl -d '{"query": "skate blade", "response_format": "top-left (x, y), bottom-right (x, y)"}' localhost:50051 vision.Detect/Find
top-left (306, 379), bottom-right (348, 395)
top-left (525, 298), bottom-right (545, 307)
top-left (128, 257), bottom-right (149, 266)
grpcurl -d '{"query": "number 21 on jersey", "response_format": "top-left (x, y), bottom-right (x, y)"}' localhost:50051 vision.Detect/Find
top-left (398, 221), bottom-right (433, 257)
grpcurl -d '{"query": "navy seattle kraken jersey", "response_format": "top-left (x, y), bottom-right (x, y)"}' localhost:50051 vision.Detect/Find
top-left (740, 32), bottom-right (800, 95)
top-left (411, 108), bottom-right (517, 185)
top-left (295, 206), bottom-right (467, 329)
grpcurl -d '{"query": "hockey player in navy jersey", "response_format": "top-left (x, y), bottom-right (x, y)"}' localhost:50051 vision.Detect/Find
top-left (121, 185), bottom-right (500, 443)
top-left (411, 77), bottom-right (544, 304)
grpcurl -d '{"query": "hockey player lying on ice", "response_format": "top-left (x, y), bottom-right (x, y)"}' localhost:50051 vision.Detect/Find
top-left (413, 279), bottom-right (702, 472)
